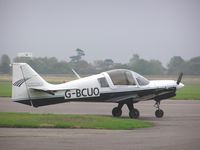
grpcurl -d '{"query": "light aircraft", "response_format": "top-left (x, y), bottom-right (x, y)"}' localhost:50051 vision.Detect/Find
top-left (12, 63), bottom-right (184, 118)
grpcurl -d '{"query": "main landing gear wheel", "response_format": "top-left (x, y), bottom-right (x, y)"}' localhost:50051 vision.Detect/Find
top-left (112, 107), bottom-right (122, 117)
top-left (112, 102), bottom-right (140, 118)
top-left (155, 109), bottom-right (164, 118)
top-left (129, 108), bottom-right (140, 119)
top-left (126, 102), bottom-right (140, 119)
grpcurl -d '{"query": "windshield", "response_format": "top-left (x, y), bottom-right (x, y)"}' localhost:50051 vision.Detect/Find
top-left (135, 74), bottom-right (149, 86)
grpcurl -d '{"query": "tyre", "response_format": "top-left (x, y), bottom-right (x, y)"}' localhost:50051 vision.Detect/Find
top-left (129, 109), bottom-right (140, 119)
top-left (155, 109), bottom-right (164, 118)
top-left (112, 107), bottom-right (122, 117)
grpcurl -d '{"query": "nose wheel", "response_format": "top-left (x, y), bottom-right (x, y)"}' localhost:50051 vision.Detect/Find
top-left (154, 101), bottom-right (164, 118)
top-left (155, 109), bottom-right (164, 118)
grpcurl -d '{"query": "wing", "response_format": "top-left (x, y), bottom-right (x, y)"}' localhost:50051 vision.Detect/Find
top-left (106, 94), bottom-right (138, 102)
top-left (106, 87), bottom-right (176, 103)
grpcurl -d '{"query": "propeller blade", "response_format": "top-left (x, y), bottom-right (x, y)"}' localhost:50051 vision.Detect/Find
top-left (177, 72), bottom-right (183, 85)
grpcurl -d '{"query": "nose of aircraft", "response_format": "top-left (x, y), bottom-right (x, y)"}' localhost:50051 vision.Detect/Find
top-left (177, 82), bottom-right (184, 89)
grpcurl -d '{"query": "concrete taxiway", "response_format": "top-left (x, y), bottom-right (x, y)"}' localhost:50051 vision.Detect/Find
top-left (0, 97), bottom-right (200, 150)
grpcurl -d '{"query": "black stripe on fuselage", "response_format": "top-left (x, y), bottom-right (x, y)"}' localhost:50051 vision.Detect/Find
top-left (14, 88), bottom-right (176, 107)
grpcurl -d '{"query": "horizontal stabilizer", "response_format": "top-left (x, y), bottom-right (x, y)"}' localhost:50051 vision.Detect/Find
top-left (29, 86), bottom-right (78, 95)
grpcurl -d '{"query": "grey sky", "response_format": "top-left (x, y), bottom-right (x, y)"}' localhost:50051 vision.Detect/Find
top-left (0, 0), bottom-right (200, 65)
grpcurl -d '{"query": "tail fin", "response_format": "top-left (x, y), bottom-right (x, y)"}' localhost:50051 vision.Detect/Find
top-left (12, 63), bottom-right (48, 105)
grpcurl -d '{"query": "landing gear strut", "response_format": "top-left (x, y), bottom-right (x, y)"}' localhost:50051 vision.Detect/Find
top-left (112, 100), bottom-right (165, 118)
top-left (126, 102), bottom-right (140, 119)
top-left (154, 101), bottom-right (164, 118)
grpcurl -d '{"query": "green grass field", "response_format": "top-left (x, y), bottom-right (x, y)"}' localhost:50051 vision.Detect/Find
top-left (0, 80), bottom-right (12, 97)
top-left (0, 75), bottom-right (200, 99)
top-left (174, 85), bottom-right (200, 100)
top-left (0, 112), bottom-right (152, 130)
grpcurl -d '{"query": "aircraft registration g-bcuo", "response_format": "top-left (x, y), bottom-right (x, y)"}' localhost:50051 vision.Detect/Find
top-left (12, 63), bottom-right (184, 119)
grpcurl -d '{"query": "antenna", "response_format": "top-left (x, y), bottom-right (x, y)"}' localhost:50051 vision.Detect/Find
top-left (72, 69), bottom-right (81, 79)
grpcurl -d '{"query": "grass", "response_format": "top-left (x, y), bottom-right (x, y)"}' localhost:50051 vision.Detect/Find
top-left (174, 85), bottom-right (200, 100)
top-left (0, 112), bottom-right (153, 130)
top-left (0, 80), bottom-right (12, 97)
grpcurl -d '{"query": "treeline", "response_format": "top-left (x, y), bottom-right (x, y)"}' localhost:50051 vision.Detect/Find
top-left (0, 54), bottom-right (200, 75)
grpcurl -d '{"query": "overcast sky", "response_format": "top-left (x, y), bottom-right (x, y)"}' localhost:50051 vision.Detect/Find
top-left (0, 0), bottom-right (200, 65)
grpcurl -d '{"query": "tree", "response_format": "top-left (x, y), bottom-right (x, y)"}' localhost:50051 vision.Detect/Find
top-left (93, 59), bottom-right (115, 72)
top-left (13, 56), bottom-right (72, 74)
top-left (183, 56), bottom-right (200, 75)
top-left (129, 54), bottom-right (140, 65)
top-left (129, 54), bottom-right (165, 75)
top-left (69, 60), bottom-right (96, 74)
top-left (149, 60), bottom-right (166, 75)
top-left (13, 56), bottom-right (31, 63)
top-left (0, 54), bottom-right (11, 74)
top-left (113, 63), bottom-right (129, 70)
top-left (93, 60), bottom-right (105, 71)
top-left (167, 56), bottom-right (185, 74)
top-left (76, 48), bottom-right (85, 57)
top-left (70, 48), bottom-right (85, 62)
top-left (104, 59), bottom-right (114, 68)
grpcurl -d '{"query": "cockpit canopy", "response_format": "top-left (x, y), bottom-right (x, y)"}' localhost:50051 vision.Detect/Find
top-left (106, 69), bottom-right (149, 86)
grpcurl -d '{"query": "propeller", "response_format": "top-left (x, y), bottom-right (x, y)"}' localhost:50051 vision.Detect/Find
top-left (176, 72), bottom-right (183, 85)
